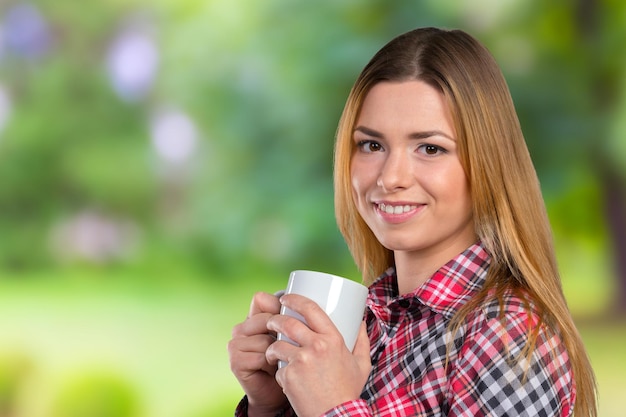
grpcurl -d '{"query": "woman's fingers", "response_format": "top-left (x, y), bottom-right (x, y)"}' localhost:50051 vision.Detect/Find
top-left (276, 294), bottom-right (335, 334)
top-left (265, 300), bottom-right (370, 417)
top-left (248, 291), bottom-right (282, 317)
top-left (264, 339), bottom-right (300, 371)
top-left (231, 292), bottom-right (281, 339)
top-left (265, 294), bottom-right (353, 372)
top-left (265, 294), bottom-right (340, 349)
top-left (266, 312), bottom-right (313, 348)
top-left (228, 291), bottom-right (290, 415)
top-left (233, 312), bottom-right (275, 338)
top-left (232, 331), bottom-right (276, 354)
top-left (229, 333), bottom-right (278, 375)
top-left (353, 322), bottom-right (372, 374)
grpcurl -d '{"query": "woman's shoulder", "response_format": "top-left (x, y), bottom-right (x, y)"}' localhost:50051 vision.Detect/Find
top-left (457, 287), bottom-right (572, 384)
top-left (450, 288), bottom-right (576, 417)
top-left (483, 287), bottom-right (538, 317)
top-left (464, 287), bottom-right (553, 342)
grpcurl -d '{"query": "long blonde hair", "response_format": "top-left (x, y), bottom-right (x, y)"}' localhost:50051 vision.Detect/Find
top-left (334, 27), bottom-right (597, 416)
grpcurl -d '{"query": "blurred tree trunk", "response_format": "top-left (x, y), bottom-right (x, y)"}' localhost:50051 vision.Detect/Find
top-left (577, 0), bottom-right (626, 315)
top-left (603, 172), bottom-right (626, 314)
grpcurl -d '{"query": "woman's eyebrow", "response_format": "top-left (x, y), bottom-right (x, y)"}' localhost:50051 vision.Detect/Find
top-left (354, 125), bottom-right (455, 141)
top-left (408, 130), bottom-right (456, 141)
top-left (354, 126), bottom-right (383, 138)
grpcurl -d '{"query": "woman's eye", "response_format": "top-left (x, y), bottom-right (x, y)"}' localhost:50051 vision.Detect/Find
top-left (418, 144), bottom-right (445, 156)
top-left (357, 140), bottom-right (383, 153)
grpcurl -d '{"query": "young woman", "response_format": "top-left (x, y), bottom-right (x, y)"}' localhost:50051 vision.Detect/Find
top-left (228, 27), bottom-right (597, 417)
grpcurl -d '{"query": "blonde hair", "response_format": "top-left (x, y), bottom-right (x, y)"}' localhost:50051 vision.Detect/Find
top-left (334, 27), bottom-right (597, 416)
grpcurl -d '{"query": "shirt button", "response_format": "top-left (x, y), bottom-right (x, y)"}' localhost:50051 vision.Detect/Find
top-left (398, 299), bottom-right (411, 308)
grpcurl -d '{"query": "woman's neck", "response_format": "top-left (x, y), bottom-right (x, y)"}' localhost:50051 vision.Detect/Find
top-left (394, 239), bottom-right (478, 295)
top-left (394, 252), bottom-right (438, 295)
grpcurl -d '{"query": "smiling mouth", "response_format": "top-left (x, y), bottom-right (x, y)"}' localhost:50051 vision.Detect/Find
top-left (376, 203), bottom-right (418, 214)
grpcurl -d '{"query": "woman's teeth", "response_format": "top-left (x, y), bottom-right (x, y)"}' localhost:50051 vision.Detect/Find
top-left (378, 203), bottom-right (417, 214)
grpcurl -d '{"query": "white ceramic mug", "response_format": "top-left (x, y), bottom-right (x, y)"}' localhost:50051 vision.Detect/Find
top-left (277, 270), bottom-right (368, 368)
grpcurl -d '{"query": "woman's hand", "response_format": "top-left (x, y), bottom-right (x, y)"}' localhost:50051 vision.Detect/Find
top-left (228, 292), bottom-right (289, 417)
top-left (265, 294), bottom-right (371, 417)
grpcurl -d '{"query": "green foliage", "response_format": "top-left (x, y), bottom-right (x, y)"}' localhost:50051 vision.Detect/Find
top-left (0, 0), bottom-right (158, 269)
top-left (0, 0), bottom-right (622, 281)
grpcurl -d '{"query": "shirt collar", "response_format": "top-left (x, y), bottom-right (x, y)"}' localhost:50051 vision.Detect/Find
top-left (369, 242), bottom-right (491, 319)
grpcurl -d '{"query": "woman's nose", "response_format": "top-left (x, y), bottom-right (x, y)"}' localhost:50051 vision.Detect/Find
top-left (376, 150), bottom-right (412, 192)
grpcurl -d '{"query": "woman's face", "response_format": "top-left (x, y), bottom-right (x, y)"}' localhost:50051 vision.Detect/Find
top-left (350, 80), bottom-right (476, 261)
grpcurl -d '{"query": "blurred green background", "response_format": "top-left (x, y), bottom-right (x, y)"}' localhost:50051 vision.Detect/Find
top-left (0, 0), bottom-right (624, 416)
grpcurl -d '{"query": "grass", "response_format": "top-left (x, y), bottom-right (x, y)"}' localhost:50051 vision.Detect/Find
top-left (0, 268), bottom-right (284, 417)
top-left (0, 267), bottom-right (622, 416)
top-left (578, 321), bottom-right (626, 417)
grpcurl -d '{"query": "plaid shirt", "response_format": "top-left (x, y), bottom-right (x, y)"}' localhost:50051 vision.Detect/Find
top-left (236, 243), bottom-right (575, 416)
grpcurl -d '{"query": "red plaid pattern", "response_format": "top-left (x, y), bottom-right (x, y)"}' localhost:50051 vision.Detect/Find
top-left (236, 243), bottom-right (575, 416)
